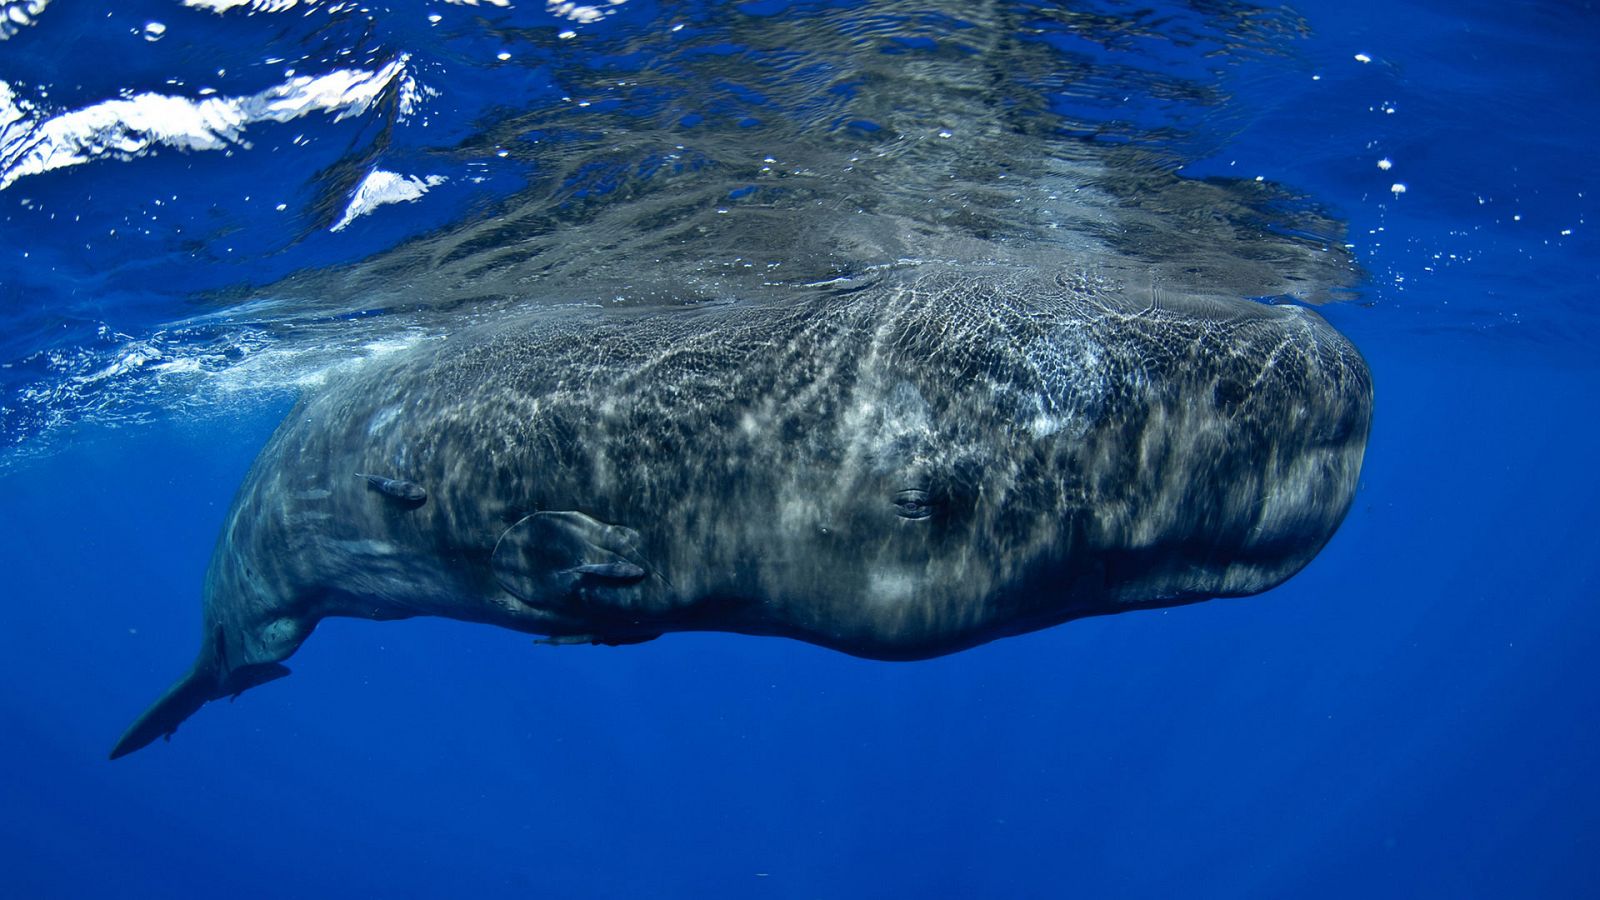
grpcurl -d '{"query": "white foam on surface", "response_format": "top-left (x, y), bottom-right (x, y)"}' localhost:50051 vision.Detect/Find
top-left (0, 308), bottom-right (437, 471)
top-left (0, 57), bottom-right (408, 190)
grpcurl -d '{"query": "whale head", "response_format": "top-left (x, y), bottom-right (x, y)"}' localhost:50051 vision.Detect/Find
top-left (594, 280), bottom-right (1372, 660)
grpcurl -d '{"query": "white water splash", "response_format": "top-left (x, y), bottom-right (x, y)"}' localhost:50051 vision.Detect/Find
top-left (547, 1), bottom-right (627, 26)
top-left (331, 169), bottom-right (448, 232)
top-left (182, 1), bottom-right (509, 12)
top-left (0, 0), bottom-right (50, 40)
top-left (182, 0), bottom-right (308, 12)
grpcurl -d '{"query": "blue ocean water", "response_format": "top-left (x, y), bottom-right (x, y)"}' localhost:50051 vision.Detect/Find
top-left (2, 1), bottom-right (1597, 897)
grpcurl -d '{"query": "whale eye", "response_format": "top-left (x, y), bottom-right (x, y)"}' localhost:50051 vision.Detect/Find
top-left (893, 488), bottom-right (934, 520)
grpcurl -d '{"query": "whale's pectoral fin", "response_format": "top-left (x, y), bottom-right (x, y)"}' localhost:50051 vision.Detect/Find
top-left (224, 662), bottom-right (292, 700)
top-left (493, 511), bottom-right (658, 611)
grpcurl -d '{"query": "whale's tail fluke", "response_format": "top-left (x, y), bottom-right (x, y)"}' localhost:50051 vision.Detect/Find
top-left (109, 662), bottom-right (218, 760)
top-left (109, 626), bottom-right (292, 760)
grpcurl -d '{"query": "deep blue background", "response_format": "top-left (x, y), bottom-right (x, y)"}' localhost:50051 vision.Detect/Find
top-left (2, 1), bottom-right (1598, 897)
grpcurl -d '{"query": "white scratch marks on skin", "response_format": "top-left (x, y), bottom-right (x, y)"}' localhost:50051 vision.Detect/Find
top-left (868, 568), bottom-right (917, 605)
top-left (368, 404), bottom-right (402, 437)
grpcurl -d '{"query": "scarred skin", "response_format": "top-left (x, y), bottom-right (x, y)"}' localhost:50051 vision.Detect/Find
top-left (111, 268), bottom-right (1371, 758)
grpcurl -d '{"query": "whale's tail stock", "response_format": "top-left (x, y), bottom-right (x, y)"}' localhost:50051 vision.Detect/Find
top-left (109, 624), bottom-right (291, 760)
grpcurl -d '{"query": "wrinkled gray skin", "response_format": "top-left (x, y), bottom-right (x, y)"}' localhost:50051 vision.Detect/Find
top-left (111, 269), bottom-right (1371, 757)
